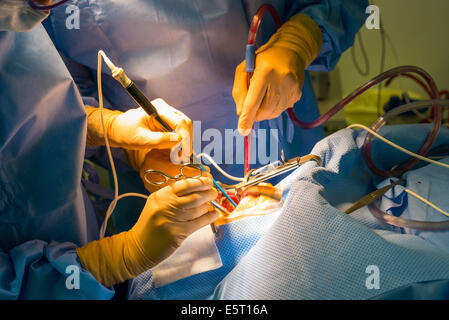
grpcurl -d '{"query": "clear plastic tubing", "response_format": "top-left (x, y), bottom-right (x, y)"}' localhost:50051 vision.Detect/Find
top-left (250, 160), bottom-right (283, 177)
top-left (368, 202), bottom-right (449, 231)
top-left (366, 99), bottom-right (449, 231)
top-left (363, 68), bottom-right (441, 178)
top-left (373, 99), bottom-right (449, 121)
top-left (364, 99), bottom-right (448, 177)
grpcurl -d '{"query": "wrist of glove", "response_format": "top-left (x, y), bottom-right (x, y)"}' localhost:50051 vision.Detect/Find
top-left (123, 148), bottom-right (148, 173)
top-left (76, 231), bottom-right (149, 287)
top-left (259, 13), bottom-right (322, 67)
top-left (85, 105), bottom-right (123, 147)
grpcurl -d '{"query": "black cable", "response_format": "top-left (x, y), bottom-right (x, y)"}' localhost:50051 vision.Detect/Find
top-left (376, 22), bottom-right (386, 118)
top-left (351, 32), bottom-right (370, 76)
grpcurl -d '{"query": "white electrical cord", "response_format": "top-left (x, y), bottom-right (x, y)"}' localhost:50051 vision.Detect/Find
top-left (97, 51), bottom-right (149, 239)
top-left (404, 188), bottom-right (449, 218)
top-left (348, 123), bottom-right (449, 219)
top-left (347, 124), bottom-right (449, 170)
top-left (195, 153), bottom-right (245, 182)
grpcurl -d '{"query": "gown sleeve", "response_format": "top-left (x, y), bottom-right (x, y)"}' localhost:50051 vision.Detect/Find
top-left (293, 0), bottom-right (369, 71)
top-left (0, 240), bottom-right (114, 299)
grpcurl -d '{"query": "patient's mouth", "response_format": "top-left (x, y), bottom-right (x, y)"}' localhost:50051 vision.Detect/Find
top-left (214, 183), bottom-right (283, 226)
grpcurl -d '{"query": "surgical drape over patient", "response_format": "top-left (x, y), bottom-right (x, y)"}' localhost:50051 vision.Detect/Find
top-left (129, 125), bottom-right (449, 300)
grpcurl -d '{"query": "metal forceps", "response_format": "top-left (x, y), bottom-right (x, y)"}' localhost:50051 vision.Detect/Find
top-left (344, 179), bottom-right (404, 214)
top-left (219, 154), bottom-right (323, 193)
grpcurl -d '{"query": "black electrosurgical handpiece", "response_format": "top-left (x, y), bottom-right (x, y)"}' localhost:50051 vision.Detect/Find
top-left (128, 83), bottom-right (173, 130)
top-left (100, 52), bottom-right (219, 233)
top-left (109, 69), bottom-right (173, 132)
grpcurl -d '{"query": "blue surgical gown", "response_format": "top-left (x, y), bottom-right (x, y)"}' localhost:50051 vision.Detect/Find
top-left (0, 26), bottom-right (113, 299)
top-left (44, 0), bottom-right (368, 181)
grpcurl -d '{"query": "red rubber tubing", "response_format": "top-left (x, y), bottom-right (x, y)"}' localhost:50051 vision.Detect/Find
top-left (287, 66), bottom-right (439, 130)
top-left (247, 4), bottom-right (283, 45)
top-left (244, 4), bottom-right (282, 175)
top-left (361, 67), bottom-right (441, 177)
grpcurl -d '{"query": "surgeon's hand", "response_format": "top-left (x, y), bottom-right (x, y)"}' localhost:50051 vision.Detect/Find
top-left (85, 98), bottom-right (193, 162)
top-left (76, 177), bottom-right (219, 288)
top-left (233, 14), bottom-right (322, 135)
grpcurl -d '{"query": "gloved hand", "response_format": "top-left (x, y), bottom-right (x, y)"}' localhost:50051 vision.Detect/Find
top-left (86, 98), bottom-right (193, 162)
top-left (76, 177), bottom-right (219, 288)
top-left (233, 14), bottom-right (322, 135)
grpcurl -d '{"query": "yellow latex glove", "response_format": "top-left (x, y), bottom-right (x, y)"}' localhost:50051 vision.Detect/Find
top-left (233, 14), bottom-right (322, 135)
top-left (86, 98), bottom-right (193, 163)
top-left (76, 177), bottom-right (219, 288)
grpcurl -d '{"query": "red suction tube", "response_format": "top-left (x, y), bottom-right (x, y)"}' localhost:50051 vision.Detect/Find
top-left (244, 4), bottom-right (282, 175)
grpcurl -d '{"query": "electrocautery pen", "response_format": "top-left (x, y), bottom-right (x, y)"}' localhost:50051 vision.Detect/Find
top-left (100, 51), bottom-right (225, 233)
top-left (104, 63), bottom-right (172, 131)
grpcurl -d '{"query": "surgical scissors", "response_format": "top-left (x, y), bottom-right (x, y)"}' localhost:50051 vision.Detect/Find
top-left (144, 163), bottom-right (231, 232)
top-left (144, 163), bottom-right (204, 186)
